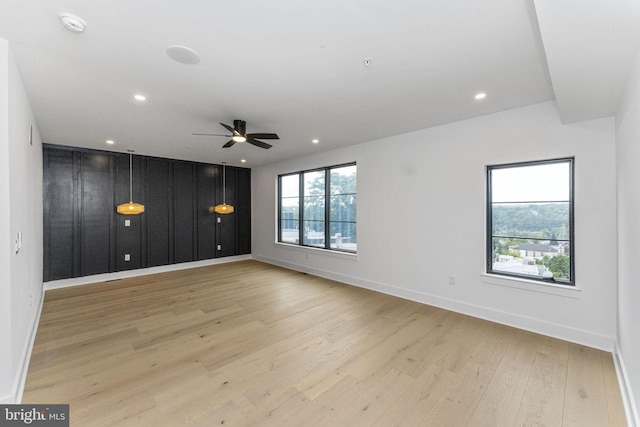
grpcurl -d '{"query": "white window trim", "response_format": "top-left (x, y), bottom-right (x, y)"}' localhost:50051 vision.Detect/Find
top-left (275, 241), bottom-right (359, 260)
top-left (481, 273), bottom-right (581, 299)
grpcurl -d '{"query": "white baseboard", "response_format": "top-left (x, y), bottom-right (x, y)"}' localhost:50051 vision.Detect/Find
top-left (7, 289), bottom-right (45, 404)
top-left (614, 344), bottom-right (639, 427)
top-left (44, 255), bottom-right (252, 290)
top-left (253, 254), bottom-right (615, 351)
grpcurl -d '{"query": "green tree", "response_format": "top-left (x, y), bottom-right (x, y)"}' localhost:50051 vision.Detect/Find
top-left (541, 254), bottom-right (570, 279)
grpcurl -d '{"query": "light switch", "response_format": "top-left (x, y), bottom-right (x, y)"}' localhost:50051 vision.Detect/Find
top-left (125, 219), bottom-right (131, 227)
top-left (124, 254), bottom-right (131, 261)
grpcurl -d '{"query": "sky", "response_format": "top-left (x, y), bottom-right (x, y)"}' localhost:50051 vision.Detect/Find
top-left (490, 161), bottom-right (570, 203)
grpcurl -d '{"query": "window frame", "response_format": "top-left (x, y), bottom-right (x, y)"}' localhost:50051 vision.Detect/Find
top-left (486, 157), bottom-right (575, 286)
top-left (278, 162), bottom-right (357, 254)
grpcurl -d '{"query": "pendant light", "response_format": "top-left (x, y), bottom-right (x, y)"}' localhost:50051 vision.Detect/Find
top-left (213, 162), bottom-right (234, 214)
top-left (116, 150), bottom-right (145, 215)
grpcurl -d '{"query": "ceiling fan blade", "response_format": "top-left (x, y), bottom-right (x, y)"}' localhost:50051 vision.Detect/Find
top-left (222, 140), bottom-right (236, 148)
top-left (246, 138), bottom-right (272, 149)
top-left (247, 133), bottom-right (279, 140)
top-left (192, 133), bottom-right (231, 137)
top-left (220, 122), bottom-right (237, 135)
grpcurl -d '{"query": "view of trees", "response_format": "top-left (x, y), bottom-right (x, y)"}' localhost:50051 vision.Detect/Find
top-left (492, 203), bottom-right (569, 240)
top-left (537, 254), bottom-right (570, 279)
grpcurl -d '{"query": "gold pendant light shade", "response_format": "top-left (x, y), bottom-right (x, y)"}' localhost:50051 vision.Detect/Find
top-left (212, 203), bottom-right (234, 214)
top-left (117, 202), bottom-right (145, 215)
top-left (117, 150), bottom-right (145, 215)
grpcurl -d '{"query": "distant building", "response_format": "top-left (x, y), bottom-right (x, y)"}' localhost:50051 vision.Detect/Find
top-left (509, 243), bottom-right (558, 258)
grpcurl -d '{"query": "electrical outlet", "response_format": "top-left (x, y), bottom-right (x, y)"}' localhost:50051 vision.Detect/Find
top-left (124, 253), bottom-right (131, 261)
top-left (217, 217), bottom-right (221, 223)
top-left (125, 219), bottom-right (131, 227)
top-left (217, 245), bottom-right (221, 251)
top-left (448, 276), bottom-right (456, 286)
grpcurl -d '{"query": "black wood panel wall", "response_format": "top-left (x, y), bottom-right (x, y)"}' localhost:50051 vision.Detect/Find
top-left (43, 144), bottom-right (251, 282)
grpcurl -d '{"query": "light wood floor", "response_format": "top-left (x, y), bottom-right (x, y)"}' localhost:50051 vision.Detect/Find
top-left (24, 260), bottom-right (626, 426)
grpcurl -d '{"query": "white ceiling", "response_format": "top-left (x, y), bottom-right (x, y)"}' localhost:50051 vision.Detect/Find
top-left (0, 0), bottom-right (638, 167)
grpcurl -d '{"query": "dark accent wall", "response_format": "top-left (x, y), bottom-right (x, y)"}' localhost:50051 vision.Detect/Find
top-left (43, 144), bottom-right (251, 282)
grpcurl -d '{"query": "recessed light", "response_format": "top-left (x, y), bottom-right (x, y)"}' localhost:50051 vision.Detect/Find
top-left (58, 12), bottom-right (86, 33)
top-left (475, 92), bottom-right (487, 100)
top-left (106, 139), bottom-right (114, 145)
top-left (240, 159), bottom-right (247, 163)
top-left (166, 45), bottom-right (201, 65)
top-left (134, 94), bottom-right (146, 101)
top-left (312, 139), bottom-right (319, 144)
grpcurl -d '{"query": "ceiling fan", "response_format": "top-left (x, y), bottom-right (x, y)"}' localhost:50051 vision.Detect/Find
top-left (193, 119), bottom-right (279, 149)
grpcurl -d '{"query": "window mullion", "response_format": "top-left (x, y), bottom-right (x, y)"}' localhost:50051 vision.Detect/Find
top-left (325, 168), bottom-right (330, 249)
top-left (298, 172), bottom-right (304, 246)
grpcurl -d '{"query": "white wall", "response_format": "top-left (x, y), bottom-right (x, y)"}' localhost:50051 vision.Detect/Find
top-left (616, 48), bottom-right (640, 423)
top-left (0, 39), bottom-right (44, 403)
top-left (252, 101), bottom-right (617, 351)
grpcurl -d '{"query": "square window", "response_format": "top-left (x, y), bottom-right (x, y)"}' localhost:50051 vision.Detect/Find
top-left (278, 163), bottom-right (356, 253)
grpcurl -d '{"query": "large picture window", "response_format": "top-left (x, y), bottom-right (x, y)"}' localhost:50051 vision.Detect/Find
top-left (279, 163), bottom-right (356, 253)
top-left (487, 158), bottom-right (574, 285)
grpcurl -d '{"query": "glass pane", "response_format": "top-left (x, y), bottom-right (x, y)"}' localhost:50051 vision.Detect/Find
top-left (330, 165), bottom-right (356, 195)
top-left (303, 195), bottom-right (324, 221)
top-left (280, 174), bottom-right (299, 198)
top-left (303, 221), bottom-right (325, 247)
top-left (281, 197), bottom-right (299, 220)
top-left (304, 171), bottom-right (325, 197)
top-left (330, 194), bottom-right (356, 222)
top-left (491, 162), bottom-right (570, 203)
top-left (329, 222), bottom-right (357, 251)
top-left (492, 202), bottom-right (569, 240)
top-left (280, 221), bottom-right (299, 244)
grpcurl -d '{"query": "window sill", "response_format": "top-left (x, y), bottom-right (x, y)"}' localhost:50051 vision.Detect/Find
top-left (275, 242), bottom-right (358, 260)
top-left (481, 273), bottom-right (581, 299)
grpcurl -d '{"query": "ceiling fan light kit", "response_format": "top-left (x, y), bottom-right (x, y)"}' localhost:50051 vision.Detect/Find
top-left (232, 135), bottom-right (247, 143)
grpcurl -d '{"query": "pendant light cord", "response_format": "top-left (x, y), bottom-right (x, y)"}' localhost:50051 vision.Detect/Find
top-left (222, 162), bottom-right (226, 204)
top-left (129, 151), bottom-right (133, 202)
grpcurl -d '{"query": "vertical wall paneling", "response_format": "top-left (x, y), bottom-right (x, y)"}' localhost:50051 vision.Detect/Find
top-left (197, 164), bottom-right (217, 260)
top-left (79, 151), bottom-right (113, 276)
top-left (42, 144), bottom-right (251, 281)
top-left (173, 161), bottom-right (196, 263)
top-left (146, 158), bottom-right (173, 267)
top-left (43, 149), bottom-right (75, 281)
